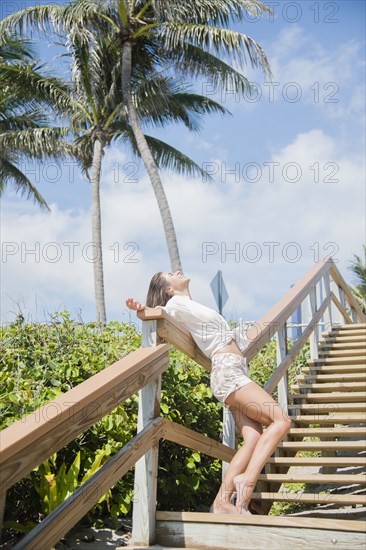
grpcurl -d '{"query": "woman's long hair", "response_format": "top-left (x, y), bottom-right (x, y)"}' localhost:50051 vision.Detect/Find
top-left (146, 272), bottom-right (170, 307)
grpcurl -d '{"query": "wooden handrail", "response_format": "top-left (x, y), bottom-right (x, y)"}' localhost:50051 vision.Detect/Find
top-left (0, 344), bottom-right (170, 495)
top-left (12, 417), bottom-right (166, 550)
top-left (138, 309), bottom-right (211, 370)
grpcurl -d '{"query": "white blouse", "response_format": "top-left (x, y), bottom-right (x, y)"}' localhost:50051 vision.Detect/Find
top-left (163, 294), bottom-right (249, 359)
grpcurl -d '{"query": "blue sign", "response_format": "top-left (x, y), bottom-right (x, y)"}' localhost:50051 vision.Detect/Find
top-left (210, 270), bottom-right (228, 315)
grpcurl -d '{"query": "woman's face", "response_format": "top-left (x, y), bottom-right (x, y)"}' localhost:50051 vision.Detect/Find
top-left (163, 271), bottom-right (190, 295)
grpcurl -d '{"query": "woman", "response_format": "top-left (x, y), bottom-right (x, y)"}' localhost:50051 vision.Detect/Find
top-left (126, 271), bottom-right (291, 515)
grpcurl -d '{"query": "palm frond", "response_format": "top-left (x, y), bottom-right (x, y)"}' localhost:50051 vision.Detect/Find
top-left (159, 23), bottom-right (271, 75)
top-left (116, 127), bottom-right (213, 181)
top-left (145, 134), bottom-right (210, 179)
top-left (151, 0), bottom-right (272, 26)
top-left (0, 34), bottom-right (35, 61)
top-left (0, 110), bottom-right (49, 131)
top-left (0, 64), bottom-right (86, 121)
top-left (132, 71), bottom-right (227, 129)
top-left (348, 246), bottom-right (366, 297)
top-left (0, 157), bottom-right (50, 210)
top-left (0, 1), bottom-right (106, 38)
top-left (160, 42), bottom-right (253, 95)
top-left (0, 127), bottom-right (72, 158)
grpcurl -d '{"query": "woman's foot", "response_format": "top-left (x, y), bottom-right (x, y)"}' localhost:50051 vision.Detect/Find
top-left (234, 474), bottom-right (256, 514)
top-left (210, 502), bottom-right (240, 514)
top-left (236, 503), bottom-right (252, 515)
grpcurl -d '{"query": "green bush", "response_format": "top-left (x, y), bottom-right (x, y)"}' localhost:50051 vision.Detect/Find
top-left (0, 312), bottom-right (309, 540)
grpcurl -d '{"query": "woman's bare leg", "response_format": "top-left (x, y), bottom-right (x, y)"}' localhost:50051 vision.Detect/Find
top-left (225, 382), bottom-right (291, 513)
top-left (211, 407), bottom-right (263, 514)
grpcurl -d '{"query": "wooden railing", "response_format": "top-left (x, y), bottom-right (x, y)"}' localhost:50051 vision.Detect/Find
top-left (0, 257), bottom-right (364, 549)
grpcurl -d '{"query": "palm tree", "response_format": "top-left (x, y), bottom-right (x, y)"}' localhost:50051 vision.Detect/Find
top-left (348, 245), bottom-right (366, 313)
top-left (66, 26), bottom-right (226, 324)
top-left (0, 0), bottom-right (272, 273)
top-left (0, 35), bottom-right (78, 209)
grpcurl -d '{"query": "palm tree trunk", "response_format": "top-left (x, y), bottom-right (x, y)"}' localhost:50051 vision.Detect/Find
top-left (121, 40), bottom-right (183, 273)
top-left (90, 137), bottom-right (107, 325)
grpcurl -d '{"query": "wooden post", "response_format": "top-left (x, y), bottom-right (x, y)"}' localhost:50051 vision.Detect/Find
top-left (307, 286), bottom-right (319, 360)
top-left (222, 407), bottom-right (236, 482)
top-left (331, 282), bottom-right (345, 326)
top-left (0, 492), bottom-right (5, 544)
top-left (351, 308), bottom-right (358, 323)
top-left (276, 324), bottom-right (288, 413)
top-left (131, 320), bottom-right (163, 546)
top-left (322, 273), bottom-right (333, 332)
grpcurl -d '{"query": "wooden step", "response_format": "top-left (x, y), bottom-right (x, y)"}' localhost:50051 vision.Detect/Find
top-left (320, 343), bottom-right (366, 351)
top-left (308, 357), bottom-right (366, 366)
top-left (302, 364), bottom-right (366, 374)
top-left (288, 427), bottom-right (366, 437)
top-left (326, 330), bottom-right (366, 337)
top-left (323, 327), bottom-right (366, 333)
top-left (320, 336), bottom-right (366, 345)
top-left (334, 323), bottom-right (366, 329)
top-left (250, 492), bottom-right (366, 505)
top-left (156, 512), bottom-right (366, 550)
top-left (291, 382), bottom-right (366, 392)
top-left (258, 473), bottom-right (366, 484)
top-left (267, 456), bottom-right (366, 466)
top-left (322, 330), bottom-right (366, 339)
top-left (289, 392), bottom-right (366, 403)
top-left (297, 373), bottom-right (366, 382)
top-left (291, 413), bottom-right (366, 424)
top-left (319, 350), bottom-right (366, 358)
top-left (278, 440), bottom-right (366, 450)
top-left (288, 403), bottom-right (366, 413)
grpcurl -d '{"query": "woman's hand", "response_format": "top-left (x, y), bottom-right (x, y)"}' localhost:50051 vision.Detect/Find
top-left (126, 298), bottom-right (145, 311)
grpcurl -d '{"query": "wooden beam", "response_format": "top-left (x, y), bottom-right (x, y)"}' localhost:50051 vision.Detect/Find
top-left (162, 419), bottom-right (236, 463)
top-left (0, 344), bottom-right (170, 495)
top-left (13, 418), bottom-right (166, 550)
top-left (330, 292), bottom-right (353, 324)
top-left (264, 293), bottom-right (330, 395)
top-left (330, 265), bottom-right (366, 322)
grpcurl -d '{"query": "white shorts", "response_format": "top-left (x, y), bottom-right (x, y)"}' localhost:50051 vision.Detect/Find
top-left (210, 353), bottom-right (252, 405)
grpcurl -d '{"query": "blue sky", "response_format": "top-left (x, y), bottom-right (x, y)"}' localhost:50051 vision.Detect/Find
top-left (1, 0), bottom-right (365, 326)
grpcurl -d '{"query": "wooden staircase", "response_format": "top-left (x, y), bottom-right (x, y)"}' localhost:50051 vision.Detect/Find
top-left (153, 324), bottom-right (366, 549)
top-left (3, 259), bottom-right (364, 550)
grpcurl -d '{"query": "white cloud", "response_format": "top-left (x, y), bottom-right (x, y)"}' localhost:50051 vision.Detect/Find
top-left (223, 25), bottom-right (365, 128)
top-left (268, 26), bottom-right (365, 120)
